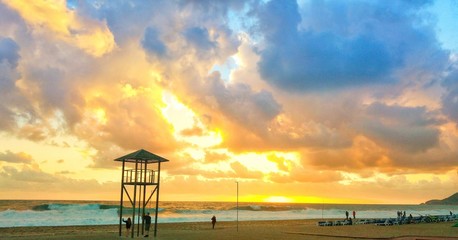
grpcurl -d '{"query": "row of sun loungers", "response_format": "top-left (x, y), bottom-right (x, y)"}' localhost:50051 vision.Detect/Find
top-left (317, 214), bottom-right (457, 226)
top-left (317, 220), bottom-right (352, 226)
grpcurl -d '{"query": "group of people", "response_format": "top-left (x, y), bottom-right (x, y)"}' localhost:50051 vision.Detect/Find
top-left (343, 211), bottom-right (356, 225)
top-left (121, 213), bottom-right (217, 238)
top-left (345, 210), bottom-right (356, 220)
top-left (122, 212), bottom-right (152, 238)
top-left (397, 211), bottom-right (407, 219)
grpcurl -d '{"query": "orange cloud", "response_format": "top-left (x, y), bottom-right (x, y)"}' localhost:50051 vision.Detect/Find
top-left (4, 0), bottom-right (114, 56)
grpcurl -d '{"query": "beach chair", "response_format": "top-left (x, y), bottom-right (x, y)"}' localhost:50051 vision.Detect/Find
top-left (355, 219), bottom-right (367, 224)
top-left (317, 221), bottom-right (326, 226)
top-left (375, 219), bottom-right (392, 226)
top-left (342, 219), bottom-right (352, 225)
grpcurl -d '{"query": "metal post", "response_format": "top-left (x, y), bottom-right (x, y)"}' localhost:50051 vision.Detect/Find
top-left (142, 161), bottom-right (147, 236)
top-left (118, 160), bottom-right (125, 236)
top-left (132, 160), bottom-right (138, 238)
top-left (321, 199), bottom-right (324, 219)
top-left (136, 165), bottom-right (142, 236)
top-left (236, 181), bottom-right (239, 232)
top-left (154, 162), bottom-right (162, 237)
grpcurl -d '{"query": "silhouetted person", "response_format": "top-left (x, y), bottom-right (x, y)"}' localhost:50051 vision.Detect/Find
top-left (122, 217), bottom-right (132, 237)
top-left (143, 212), bottom-right (152, 237)
top-left (345, 211), bottom-right (349, 220)
top-left (211, 215), bottom-right (216, 229)
top-left (352, 210), bottom-right (356, 219)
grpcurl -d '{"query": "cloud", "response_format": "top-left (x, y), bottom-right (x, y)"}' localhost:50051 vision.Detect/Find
top-left (1, 165), bottom-right (55, 182)
top-left (0, 150), bottom-right (33, 164)
top-left (359, 102), bottom-right (442, 153)
top-left (142, 27), bottom-right (167, 57)
top-left (441, 65), bottom-right (458, 124)
top-left (3, 0), bottom-right (115, 57)
top-left (184, 27), bottom-right (216, 51)
top-left (0, 165), bottom-right (119, 200)
top-left (74, 1), bottom-right (158, 46)
top-left (255, 0), bottom-right (444, 92)
top-left (210, 74), bottom-right (282, 129)
top-left (204, 151), bottom-right (229, 163)
top-left (0, 37), bottom-right (23, 132)
top-left (0, 37), bottom-right (19, 67)
top-left (230, 161), bottom-right (263, 179)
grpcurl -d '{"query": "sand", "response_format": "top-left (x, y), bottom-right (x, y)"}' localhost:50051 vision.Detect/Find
top-left (0, 219), bottom-right (457, 240)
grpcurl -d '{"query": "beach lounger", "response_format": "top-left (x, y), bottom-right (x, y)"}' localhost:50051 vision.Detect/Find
top-left (356, 219), bottom-right (371, 224)
top-left (317, 221), bottom-right (326, 226)
top-left (334, 221), bottom-right (343, 226)
top-left (375, 219), bottom-right (392, 226)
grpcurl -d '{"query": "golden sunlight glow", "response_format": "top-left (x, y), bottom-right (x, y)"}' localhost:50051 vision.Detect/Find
top-left (236, 153), bottom-right (279, 174)
top-left (161, 91), bottom-right (223, 147)
top-left (5, 0), bottom-right (71, 34)
top-left (405, 173), bottom-right (449, 182)
top-left (93, 108), bottom-right (107, 125)
top-left (4, 0), bottom-right (114, 56)
top-left (150, 70), bottom-right (163, 83)
top-left (75, 26), bottom-right (115, 57)
top-left (121, 84), bottom-right (138, 97)
top-left (289, 196), bottom-right (373, 204)
top-left (264, 196), bottom-right (292, 203)
top-left (236, 194), bottom-right (376, 204)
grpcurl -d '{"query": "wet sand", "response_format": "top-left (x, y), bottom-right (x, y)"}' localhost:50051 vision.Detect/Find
top-left (0, 219), bottom-right (457, 240)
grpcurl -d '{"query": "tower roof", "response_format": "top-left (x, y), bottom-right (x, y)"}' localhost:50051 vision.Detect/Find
top-left (114, 149), bottom-right (170, 163)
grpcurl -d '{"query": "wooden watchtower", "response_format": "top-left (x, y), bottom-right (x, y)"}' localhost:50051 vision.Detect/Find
top-left (115, 149), bottom-right (169, 238)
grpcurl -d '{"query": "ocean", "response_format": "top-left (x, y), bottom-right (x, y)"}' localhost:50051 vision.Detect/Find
top-left (0, 200), bottom-right (457, 227)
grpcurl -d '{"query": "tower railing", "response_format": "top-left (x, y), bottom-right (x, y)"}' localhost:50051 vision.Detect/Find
top-left (123, 169), bottom-right (156, 184)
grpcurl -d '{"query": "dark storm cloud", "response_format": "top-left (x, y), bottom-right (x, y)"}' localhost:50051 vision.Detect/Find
top-left (74, 1), bottom-right (161, 45)
top-left (0, 37), bottom-right (20, 67)
top-left (441, 67), bottom-right (458, 124)
top-left (0, 37), bottom-right (22, 131)
top-left (142, 27), bottom-right (167, 57)
top-left (254, 0), bottom-right (442, 92)
top-left (360, 102), bottom-right (442, 153)
top-left (0, 37), bottom-right (20, 92)
top-left (184, 27), bottom-right (216, 50)
top-left (209, 73), bottom-right (282, 131)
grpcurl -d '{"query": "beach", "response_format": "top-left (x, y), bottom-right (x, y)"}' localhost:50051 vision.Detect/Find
top-left (1, 219), bottom-right (457, 240)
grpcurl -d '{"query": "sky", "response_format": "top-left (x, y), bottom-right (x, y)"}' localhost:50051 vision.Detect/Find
top-left (0, 0), bottom-right (458, 204)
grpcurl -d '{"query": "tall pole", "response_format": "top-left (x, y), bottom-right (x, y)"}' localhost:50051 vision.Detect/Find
top-left (118, 160), bottom-right (125, 236)
top-left (142, 161), bottom-right (147, 236)
top-left (154, 162), bottom-right (162, 237)
top-left (236, 181), bottom-right (239, 232)
top-left (132, 160), bottom-right (138, 238)
top-left (136, 162), bottom-right (143, 236)
top-left (321, 199), bottom-right (324, 219)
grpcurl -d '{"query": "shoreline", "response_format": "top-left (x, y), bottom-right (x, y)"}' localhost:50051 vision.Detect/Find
top-left (0, 219), bottom-right (457, 240)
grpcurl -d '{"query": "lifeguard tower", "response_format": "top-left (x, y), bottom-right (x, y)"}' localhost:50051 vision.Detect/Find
top-left (115, 149), bottom-right (169, 238)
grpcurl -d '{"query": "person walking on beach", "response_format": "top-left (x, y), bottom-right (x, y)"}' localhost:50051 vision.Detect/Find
top-left (345, 211), bottom-right (349, 220)
top-left (143, 212), bottom-right (152, 237)
top-left (211, 215), bottom-right (216, 229)
top-left (352, 211), bottom-right (356, 219)
top-left (122, 217), bottom-right (132, 237)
